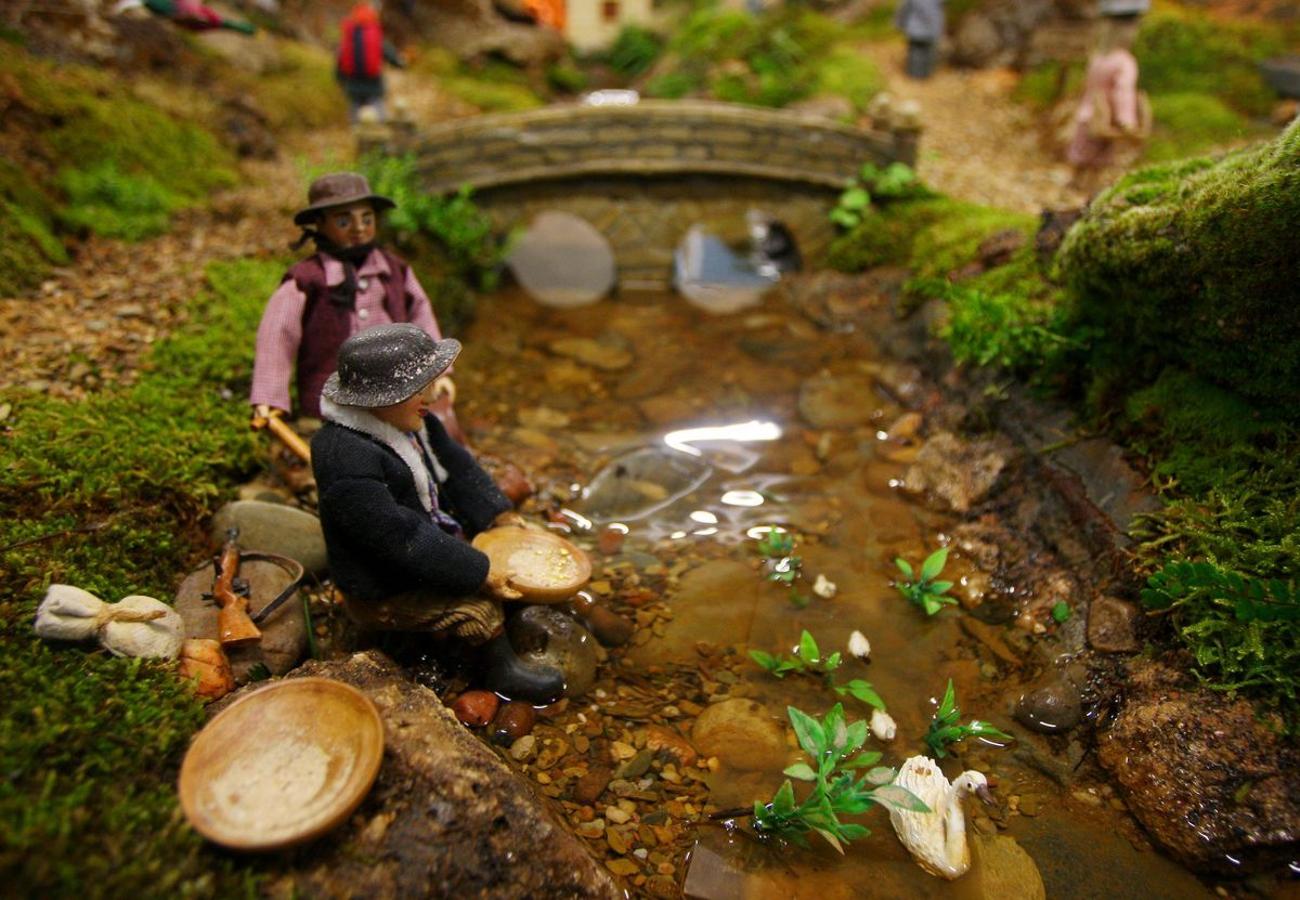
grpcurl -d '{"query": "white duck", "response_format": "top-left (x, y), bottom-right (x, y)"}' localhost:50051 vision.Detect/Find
top-left (887, 755), bottom-right (990, 879)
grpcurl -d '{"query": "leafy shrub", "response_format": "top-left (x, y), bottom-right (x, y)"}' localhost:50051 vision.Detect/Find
top-left (606, 25), bottom-right (664, 77)
top-left (57, 163), bottom-right (182, 241)
top-left (893, 546), bottom-right (956, 616)
top-left (925, 679), bottom-right (1013, 758)
top-left (546, 59), bottom-right (589, 94)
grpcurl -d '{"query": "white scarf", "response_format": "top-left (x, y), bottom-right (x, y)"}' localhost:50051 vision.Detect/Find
top-left (320, 397), bottom-right (449, 514)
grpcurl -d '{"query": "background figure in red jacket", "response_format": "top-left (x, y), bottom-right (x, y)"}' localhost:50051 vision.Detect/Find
top-left (337, 1), bottom-right (405, 124)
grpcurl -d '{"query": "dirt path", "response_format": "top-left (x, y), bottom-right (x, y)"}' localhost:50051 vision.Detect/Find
top-left (0, 135), bottom-right (347, 402)
top-left (871, 42), bottom-right (1088, 214)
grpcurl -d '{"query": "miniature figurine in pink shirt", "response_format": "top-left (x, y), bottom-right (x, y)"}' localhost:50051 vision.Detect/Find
top-left (1066, 11), bottom-right (1148, 183)
top-left (250, 172), bottom-right (463, 440)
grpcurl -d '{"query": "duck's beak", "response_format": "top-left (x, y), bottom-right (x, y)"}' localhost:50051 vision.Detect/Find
top-left (975, 784), bottom-right (995, 806)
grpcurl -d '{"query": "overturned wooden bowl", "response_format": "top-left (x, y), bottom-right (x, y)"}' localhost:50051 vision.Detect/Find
top-left (472, 526), bottom-right (592, 602)
top-left (178, 677), bottom-right (383, 852)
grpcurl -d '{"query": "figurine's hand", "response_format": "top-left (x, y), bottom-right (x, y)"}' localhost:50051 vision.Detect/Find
top-left (432, 375), bottom-right (456, 404)
top-left (492, 511), bottom-right (528, 530)
top-left (485, 569), bottom-right (523, 600)
top-left (251, 404), bottom-right (281, 427)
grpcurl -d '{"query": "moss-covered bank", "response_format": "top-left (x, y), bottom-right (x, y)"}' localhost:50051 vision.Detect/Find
top-left (1058, 118), bottom-right (1300, 409)
top-left (0, 260), bottom-right (278, 895)
top-left (828, 136), bottom-right (1299, 726)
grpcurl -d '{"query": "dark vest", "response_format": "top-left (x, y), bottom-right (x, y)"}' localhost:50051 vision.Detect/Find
top-left (289, 249), bottom-right (412, 418)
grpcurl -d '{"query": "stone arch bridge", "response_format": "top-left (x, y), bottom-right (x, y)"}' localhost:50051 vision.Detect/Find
top-left (375, 101), bottom-right (920, 291)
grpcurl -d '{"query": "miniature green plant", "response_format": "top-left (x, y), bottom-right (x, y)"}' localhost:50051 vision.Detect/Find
top-left (1051, 601), bottom-right (1072, 623)
top-left (750, 630), bottom-right (886, 711)
top-left (830, 162), bottom-right (928, 230)
top-left (750, 703), bottom-right (928, 852)
top-left (754, 528), bottom-right (810, 607)
top-left (925, 679), bottom-right (1013, 759)
top-left (895, 546), bottom-right (957, 616)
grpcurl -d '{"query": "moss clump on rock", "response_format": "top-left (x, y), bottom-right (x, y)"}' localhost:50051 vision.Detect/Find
top-left (1058, 120), bottom-right (1300, 410)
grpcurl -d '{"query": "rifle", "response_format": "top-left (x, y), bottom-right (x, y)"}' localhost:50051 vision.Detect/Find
top-left (211, 528), bottom-right (262, 647)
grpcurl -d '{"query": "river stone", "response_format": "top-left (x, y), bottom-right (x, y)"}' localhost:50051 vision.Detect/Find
top-left (174, 559), bottom-right (307, 682)
top-left (971, 834), bottom-right (1046, 900)
top-left (903, 431), bottom-right (1013, 513)
top-left (507, 211), bottom-right (615, 307)
top-left (690, 698), bottom-right (789, 772)
top-left (797, 371), bottom-right (876, 429)
top-left (507, 605), bottom-right (599, 699)
top-left (1014, 680), bottom-right (1083, 734)
top-left (1097, 659), bottom-right (1300, 875)
top-left (1087, 594), bottom-right (1140, 653)
top-left (547, 335), bottom-right (633, 371)
top-left (249, 651), bottom-right (621, 898)
top-left (579, 446), bottom-right (711, 521)
top-left (210, 500), bottom-right (328, 575)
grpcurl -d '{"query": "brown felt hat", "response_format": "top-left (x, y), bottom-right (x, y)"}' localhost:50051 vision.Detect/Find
top-left (322, 324), bottom-right (461, 409)
top-left (293, 172), bottom-right (395, 226)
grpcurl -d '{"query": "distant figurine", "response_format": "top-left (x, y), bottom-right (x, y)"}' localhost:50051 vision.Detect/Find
top-left (250, 172), bottom-right (460, 440)
top-left (747, 210), bottom-right (802, 278)
top-left (336, 1), bottom-right (406, 124)
top-left (895, 0), bottom-right (946, 80)
top-left (112, 0), bottom-right (256, 34)
top-left (1066, 1), bottom-right (1151, 188)
top-left (311, 324), bottom-right (565, 703)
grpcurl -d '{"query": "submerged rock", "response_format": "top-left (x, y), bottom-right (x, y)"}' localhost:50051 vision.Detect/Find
top-left (797, 371), bottom-right (877, 429)
top-left (970, 834), bottom-right (1046, 900)
top-left (1097, 659), bottom-right (1300, 875)
top-left (903, 431), bottom-right (1013, 513)
top-left (580, 446), bottom-right (711, 521)
top-left (1014, 680), bottom-right (1083, 734)
top-left (1086, 594), bottom-right (1140, 653)
top-left (690, 698), bottom-right (788, 772)
top-left (263, 652), bottom-right (621, 898)
top-left (507, 606), bottom-right (598, 699)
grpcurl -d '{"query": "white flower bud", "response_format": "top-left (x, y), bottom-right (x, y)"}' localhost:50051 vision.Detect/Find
top-left (848, 629), bottom-right (871, 660)
top-left (870, 708), bottom-right (897, 741)
top-left (813, 573), bottom-right (837, 598)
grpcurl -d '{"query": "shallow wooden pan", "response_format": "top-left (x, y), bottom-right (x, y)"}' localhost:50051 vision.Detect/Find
top-left (472, 526), bottom-right (593, 602)
top-left (178, 678), bottom-right (384, 852)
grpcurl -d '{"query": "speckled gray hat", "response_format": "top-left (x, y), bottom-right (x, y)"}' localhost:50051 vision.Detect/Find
top-left (321, 324), bottom-right (460, 408)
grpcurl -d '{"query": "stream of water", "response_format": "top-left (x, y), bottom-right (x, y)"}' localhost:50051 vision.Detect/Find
top-left (455, 284), bottom-right (1214, 898)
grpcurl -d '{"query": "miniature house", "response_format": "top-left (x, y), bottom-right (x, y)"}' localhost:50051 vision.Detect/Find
top-left (563, 0), bottom-right (666, 53)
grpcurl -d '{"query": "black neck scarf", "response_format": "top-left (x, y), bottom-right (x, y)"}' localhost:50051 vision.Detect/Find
top-left (292, 229), bottom-right (377, 309)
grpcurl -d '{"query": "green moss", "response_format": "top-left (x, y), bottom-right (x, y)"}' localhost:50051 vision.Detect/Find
top-left (247, 41), bottom-right (348, 131)
top-left (1135, 8), bottom-right (1287, 118)
top-left (1142, 92), bottom-right (1259, 163)
top-left (606, 25), bottom-right (665, 78)
top-left (57, 163), bottom-right (183, 241)
top-left (815, 46), bottom-right (885, 114)
top-left (0, 259), bottom-right (278, 895)
top-left (1059, 119), bottom-right (1300, 409)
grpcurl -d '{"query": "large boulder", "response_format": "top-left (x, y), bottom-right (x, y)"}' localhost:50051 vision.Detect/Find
top-left (1058, 120), bottom-right (1300, 410)
top-left (1096, 659), bottom-right (1300, 875)
top-left (258, 651), bottom-right (622, 898)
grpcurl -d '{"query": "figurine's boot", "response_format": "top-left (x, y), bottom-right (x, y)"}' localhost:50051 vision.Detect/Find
top-left (480, 631), bottom-right (565, 704)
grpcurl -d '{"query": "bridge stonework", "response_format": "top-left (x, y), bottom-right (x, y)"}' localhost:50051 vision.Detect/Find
top-left (378, 101), bottom-right (920, 290)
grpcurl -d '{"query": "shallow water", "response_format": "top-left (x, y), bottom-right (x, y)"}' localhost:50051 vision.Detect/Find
top-left (457, 285), bottom-right (1214, 898)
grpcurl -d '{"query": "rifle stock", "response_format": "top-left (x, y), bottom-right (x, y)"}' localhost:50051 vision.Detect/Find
top-left (213, 529), bottom-right (261, 647)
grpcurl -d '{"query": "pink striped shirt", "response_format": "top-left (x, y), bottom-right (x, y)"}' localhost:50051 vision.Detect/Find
top-left (250, 249), bottom-right (443, 413)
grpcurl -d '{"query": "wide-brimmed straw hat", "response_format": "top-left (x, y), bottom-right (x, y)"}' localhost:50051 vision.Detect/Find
top-left (293, 172), bottom-right (396, 226)
top-left (322, 325), bottom-right (460, 408)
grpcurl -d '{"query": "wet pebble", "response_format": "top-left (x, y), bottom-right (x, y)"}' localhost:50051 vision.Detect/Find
top-left (453, 690), bottom-right (499, 727)
top-left (508, 605), bottom-right (599, 698)
top-left (509, 733), bottom-right (538, 761)
top-left (1014, 681), bottom-right (1082, 734)
top-left (690, 698), bottom-right (788, 771)
top-left (492, 701), bottom-right (537, 746)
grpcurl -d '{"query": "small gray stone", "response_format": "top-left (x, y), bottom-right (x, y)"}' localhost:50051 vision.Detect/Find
top-left (210, 500), bottom-right (328, 575)
top-left (173, 559), bottom-right (307, 681)
top-left (903, 431), bottom-right (1013, 513)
